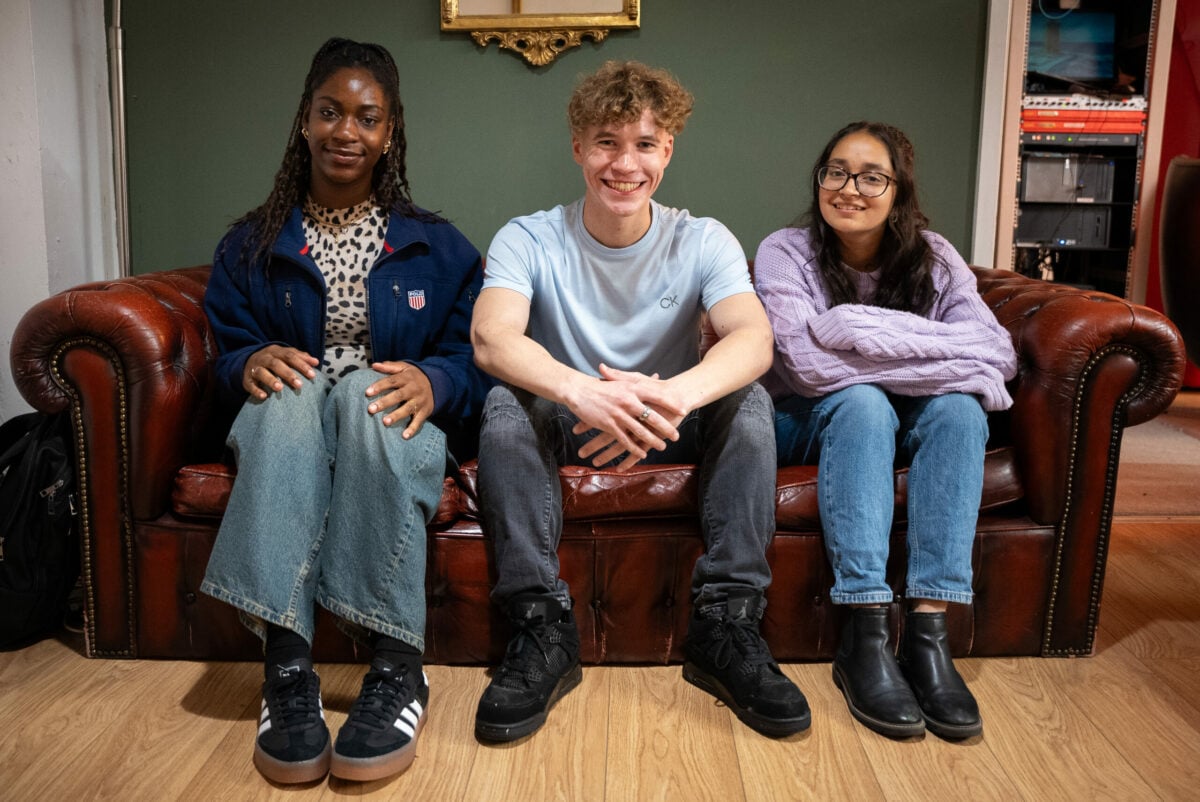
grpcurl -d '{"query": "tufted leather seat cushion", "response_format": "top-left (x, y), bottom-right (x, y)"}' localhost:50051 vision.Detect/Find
top-left (172, 447), bottom-right (1024, 531)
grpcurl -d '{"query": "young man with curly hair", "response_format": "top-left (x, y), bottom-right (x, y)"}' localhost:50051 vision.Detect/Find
top-left (470, 61), bottom-right (809, 741)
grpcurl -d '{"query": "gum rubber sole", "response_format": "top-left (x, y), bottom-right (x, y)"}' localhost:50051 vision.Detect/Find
top-left (253, 741), bottom-right (332, 785)
top-left (330, 710), bottom-right (427, 782)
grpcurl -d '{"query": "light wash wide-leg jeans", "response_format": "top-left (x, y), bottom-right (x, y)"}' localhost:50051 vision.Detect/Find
top-left (201, 370), bottom-right (446, 650)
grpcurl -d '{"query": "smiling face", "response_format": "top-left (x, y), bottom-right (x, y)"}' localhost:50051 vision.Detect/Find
top-left (304, 66), bottom-right (394, 208)
top-left (817, 130), bottom-right (896, 260)
top-left (572, 108), bottom-right (673, 247)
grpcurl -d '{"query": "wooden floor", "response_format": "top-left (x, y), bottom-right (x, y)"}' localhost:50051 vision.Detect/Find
top-left (3, 519), bottom-right (1200, 801)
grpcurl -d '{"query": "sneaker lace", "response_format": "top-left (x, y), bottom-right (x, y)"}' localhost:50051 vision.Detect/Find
top-left (346, 666), bottom-right (412, 732)
top-left (270, 671), bottom-right (323, 731)
top-left (495, 615), bottom-right (554, 690)
top-left (711, 615), bottom-right (774, 675)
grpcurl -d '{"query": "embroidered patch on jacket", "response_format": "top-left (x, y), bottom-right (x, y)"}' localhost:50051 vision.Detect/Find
top-left (408, 289), bottom-right (426, 310)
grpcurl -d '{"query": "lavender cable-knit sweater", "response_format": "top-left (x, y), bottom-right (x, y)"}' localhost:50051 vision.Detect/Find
top-left (753, 227), bottom-right (1017, 411)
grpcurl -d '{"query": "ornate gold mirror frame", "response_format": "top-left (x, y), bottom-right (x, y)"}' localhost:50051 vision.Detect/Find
top-left (441, 1), bottom-right (640, 67)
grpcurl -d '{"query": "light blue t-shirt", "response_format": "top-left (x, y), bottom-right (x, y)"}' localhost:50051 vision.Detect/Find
top-left (483, 199), bottom-right (752, 379)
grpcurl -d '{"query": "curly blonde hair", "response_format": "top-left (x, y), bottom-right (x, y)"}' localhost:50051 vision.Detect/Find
top-left (567, 60), bottom-right (694, 136)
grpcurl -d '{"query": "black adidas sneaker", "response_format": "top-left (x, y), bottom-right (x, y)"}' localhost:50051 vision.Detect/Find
top-left (331, 657), bottom-right (429, 781)
top-left (254, 658), bottom-right (331, 784)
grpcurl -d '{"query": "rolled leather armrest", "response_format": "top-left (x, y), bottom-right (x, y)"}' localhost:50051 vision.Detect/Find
top-left (10, 266), bottom-right (214, 657)
top-left (972, 267), bottom-right (1186, 522)
top-left (973, 267), bottom-right (1185, 655)
top-left (10, 266), bottom-right (215, 522)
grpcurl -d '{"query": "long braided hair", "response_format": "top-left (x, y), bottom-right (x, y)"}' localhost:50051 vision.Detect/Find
top-left (231, 37), bottom-right (443, 267)
top-left (799, 121), bottom-right (937, 316)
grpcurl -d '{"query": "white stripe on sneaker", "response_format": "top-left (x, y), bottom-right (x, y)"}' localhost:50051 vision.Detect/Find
top-left (394, 699), bottom-right (423, 737)
top-left (258, 700), bottom-right (271, 735)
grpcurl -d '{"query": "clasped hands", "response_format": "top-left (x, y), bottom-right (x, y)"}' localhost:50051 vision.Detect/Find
top-left (570, 363), bottom-right (687, 472)
top-left (242, 344), bottom-right (434, 439)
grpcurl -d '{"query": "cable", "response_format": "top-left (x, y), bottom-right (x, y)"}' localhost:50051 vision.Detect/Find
top-left (1037, 0), bottom-right (1075, 22)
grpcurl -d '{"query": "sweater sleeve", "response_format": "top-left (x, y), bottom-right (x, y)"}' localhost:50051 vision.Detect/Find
top-left (753, 230), bottom-right (875, 397)
top-left (754, 229), bottom-right (1016, 411)
top-left (811, 240), bottom-right (1017, 379)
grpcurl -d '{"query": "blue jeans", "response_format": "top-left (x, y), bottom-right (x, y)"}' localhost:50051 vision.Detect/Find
top-left (774, 385), bottom-right (987, 606)
top-left (200, 370), bottom-right (447, 649)
top-left (477, 383), bottom-right (776, 608)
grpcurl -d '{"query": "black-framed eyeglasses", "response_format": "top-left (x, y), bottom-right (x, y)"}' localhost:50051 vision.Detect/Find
top-left (816, 165), bottom-right (894, 198)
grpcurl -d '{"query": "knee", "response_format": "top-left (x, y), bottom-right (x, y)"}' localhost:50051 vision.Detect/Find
top-left (239, 371), bottom-right (332, 424)
top-left (924, 394), bottom-right (989, 442)
top-left (323, 370), bottom-right (380, 432)
top-left (480, 386), bottom-right (531, 440)
top-left (328, 369), bottom-right (374, 403)
top-left (482, 385), bottom-right (522, 421)
top-left (825, 385), bottom-right (896, 432)
top-left (739, 383), bottom-right (774, 434)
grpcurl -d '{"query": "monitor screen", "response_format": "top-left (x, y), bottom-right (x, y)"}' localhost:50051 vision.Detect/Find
top-left (1027, 10), bottom-right (1116, 90)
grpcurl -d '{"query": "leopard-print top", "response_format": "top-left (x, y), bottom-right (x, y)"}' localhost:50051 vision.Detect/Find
top-left (302, 197), bottom-right (388, 382)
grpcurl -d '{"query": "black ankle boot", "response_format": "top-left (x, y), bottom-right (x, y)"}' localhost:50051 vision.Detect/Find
top-left (832, 607), bottom-right (924, 738)
top-left (898, 611), bottom-right (982, 739)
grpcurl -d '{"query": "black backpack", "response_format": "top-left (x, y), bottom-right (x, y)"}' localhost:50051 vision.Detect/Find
top-left (0, 412), bottom-right (80, 649)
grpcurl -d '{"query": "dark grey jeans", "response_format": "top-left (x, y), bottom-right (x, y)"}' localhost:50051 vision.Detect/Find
top-left (476, 382), bottom-right (777, 609)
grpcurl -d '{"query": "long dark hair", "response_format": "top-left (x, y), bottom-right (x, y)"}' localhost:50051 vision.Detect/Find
top-left (231, 37), bottom-right (442, 267)
top-left (799, 121), bottom-right (937, 315)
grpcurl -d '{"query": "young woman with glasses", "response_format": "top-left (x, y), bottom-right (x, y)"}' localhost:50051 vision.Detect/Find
top-left (752, 121), bottom-right (1017, 741)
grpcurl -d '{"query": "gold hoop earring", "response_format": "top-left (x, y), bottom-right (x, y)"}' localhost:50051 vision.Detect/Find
top-left (382, 141), bottom-right (391, 154)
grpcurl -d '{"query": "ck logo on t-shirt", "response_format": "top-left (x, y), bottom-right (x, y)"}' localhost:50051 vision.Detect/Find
top-left (660, 294), bottom-right (679, 309)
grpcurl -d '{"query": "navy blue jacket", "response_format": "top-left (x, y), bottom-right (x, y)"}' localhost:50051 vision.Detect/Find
top-left (204, 206), bottom-right (491, 443)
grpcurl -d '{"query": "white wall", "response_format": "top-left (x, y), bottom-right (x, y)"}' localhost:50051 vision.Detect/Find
top-left (972, 0), bottom-right (1014, 268)
top-left (0, 0), bottom-right (116, 422)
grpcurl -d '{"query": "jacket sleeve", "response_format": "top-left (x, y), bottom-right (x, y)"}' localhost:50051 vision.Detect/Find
top-left (203, 232), bottom-right (282, 408)
top-left (405, 226), bottom-right (493, 421)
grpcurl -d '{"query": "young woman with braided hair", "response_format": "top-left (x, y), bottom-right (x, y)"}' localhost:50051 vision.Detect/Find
top-left (200, 37), bottom-right (490, 784)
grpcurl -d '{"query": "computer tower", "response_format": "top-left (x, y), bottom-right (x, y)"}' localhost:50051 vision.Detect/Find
top-left (1021, 153), bottom-right (1116, 203)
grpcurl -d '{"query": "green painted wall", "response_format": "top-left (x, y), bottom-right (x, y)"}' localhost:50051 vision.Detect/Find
top-left (124, 1), bottom-right (988, 274)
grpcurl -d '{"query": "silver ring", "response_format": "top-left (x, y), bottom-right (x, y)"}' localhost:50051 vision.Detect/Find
top-left (639, 406), bottom-right (651, 421)
top-left (251, 366), bottom-right (259, 376)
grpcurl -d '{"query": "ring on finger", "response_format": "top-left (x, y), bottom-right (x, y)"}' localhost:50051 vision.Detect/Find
top-left (251, 366), bottom-right (259, 376)
top-left (639, 406), bottom-right (651, 421)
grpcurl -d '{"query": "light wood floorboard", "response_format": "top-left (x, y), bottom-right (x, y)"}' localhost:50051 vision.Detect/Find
top-left (2, 520), bottom-right (1198, 800)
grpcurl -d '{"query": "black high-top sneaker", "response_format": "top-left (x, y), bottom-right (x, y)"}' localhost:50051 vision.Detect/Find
top-left (331, 656), bottom-right (429, 781)
top-left (475, 593), bottom-right (582, 742)
top-left (254, 658), bottom-right (331, 784)
top-left (682, 588), bottom-right (811, 736)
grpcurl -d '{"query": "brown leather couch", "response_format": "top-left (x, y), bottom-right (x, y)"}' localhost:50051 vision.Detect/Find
top-left (10, 265), bottom-right (1185, 663)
